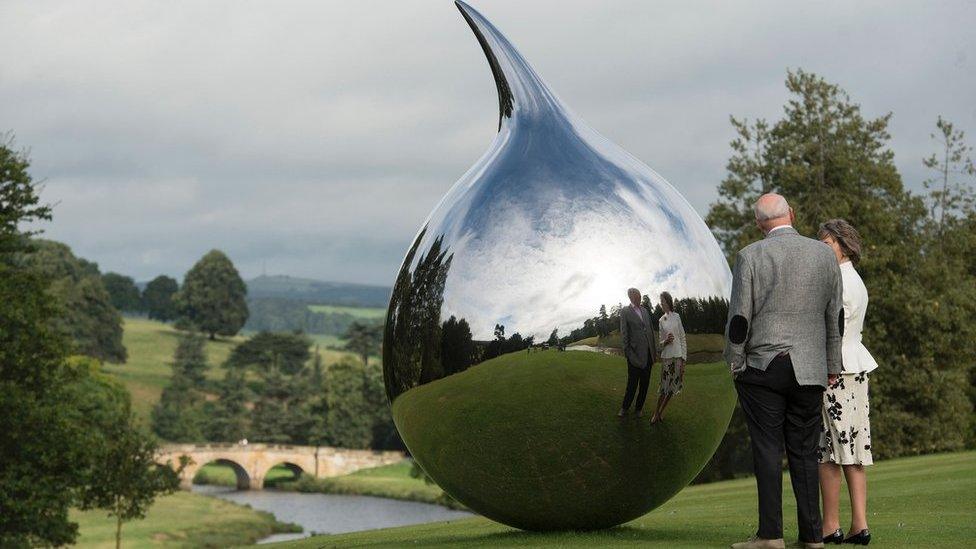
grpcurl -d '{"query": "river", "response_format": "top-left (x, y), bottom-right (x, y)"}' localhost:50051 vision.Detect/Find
top-left (192, 485), bottom-right (473, 544)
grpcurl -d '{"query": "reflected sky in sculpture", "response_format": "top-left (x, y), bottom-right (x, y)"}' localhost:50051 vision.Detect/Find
top-left (383, 1), bottom-right (736, 531)
top-left (405, 2), bottom-right (729, 341)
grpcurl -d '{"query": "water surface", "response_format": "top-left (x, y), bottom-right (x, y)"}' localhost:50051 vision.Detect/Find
top-left (193, 485), bottom-right (472, 543)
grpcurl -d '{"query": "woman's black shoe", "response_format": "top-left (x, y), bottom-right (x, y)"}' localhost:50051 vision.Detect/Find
top-left (823, 528), bottom-right (844, 544)
top-left (843, 529), bottom-right (871, 545)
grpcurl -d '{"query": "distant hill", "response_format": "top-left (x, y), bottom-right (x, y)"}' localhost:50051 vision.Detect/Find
top-left (245, 275), bottom-right (391, 308)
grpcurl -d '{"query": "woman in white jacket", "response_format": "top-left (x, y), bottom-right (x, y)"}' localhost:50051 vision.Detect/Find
top-left (817, 219), bottom-right (878, 546)
top-left (651, 291), bottom-right (686, 424)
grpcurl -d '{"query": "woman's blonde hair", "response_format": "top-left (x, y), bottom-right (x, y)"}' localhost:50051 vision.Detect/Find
top-left (818, 218), bottom-right (862, 266)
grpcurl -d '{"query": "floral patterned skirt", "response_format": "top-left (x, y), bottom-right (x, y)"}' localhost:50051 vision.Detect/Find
top-left (818, 372), bottom-right (873, 466)
top-left (659, 358), bottom-right (683, 397)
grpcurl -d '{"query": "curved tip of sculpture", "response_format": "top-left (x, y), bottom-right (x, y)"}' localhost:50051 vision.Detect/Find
top-left (454, 0), bottom-right (564, 131)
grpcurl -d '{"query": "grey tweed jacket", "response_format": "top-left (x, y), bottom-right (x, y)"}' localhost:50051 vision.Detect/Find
top-left (723, 226), bottom-right (844, 387)
top-left (620, 305), bottom-right (656, 369)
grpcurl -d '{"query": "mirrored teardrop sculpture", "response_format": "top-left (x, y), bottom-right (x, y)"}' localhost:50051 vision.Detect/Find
top-left (383, 0), bottom-right (735, 531)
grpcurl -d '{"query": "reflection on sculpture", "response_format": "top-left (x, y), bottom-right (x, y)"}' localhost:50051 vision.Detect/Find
top-left (383, 0), bottom-right (736, 530)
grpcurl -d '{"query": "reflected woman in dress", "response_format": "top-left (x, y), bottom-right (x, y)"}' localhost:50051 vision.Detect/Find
top-left (651, 291), bottom-right (686, 424)
top-left (817, 219), bottom-right (877, 546)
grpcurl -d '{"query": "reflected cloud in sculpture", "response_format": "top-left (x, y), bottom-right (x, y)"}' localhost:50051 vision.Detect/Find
top-left (383, 1), bottom-right (735, 531)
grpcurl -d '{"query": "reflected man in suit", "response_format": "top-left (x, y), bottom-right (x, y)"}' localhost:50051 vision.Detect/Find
top-left (618, 288), bottom-right (657, 418)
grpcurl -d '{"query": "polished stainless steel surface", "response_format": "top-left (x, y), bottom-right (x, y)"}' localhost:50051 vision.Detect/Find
top-left (383, 1), bottom-right (735, 531)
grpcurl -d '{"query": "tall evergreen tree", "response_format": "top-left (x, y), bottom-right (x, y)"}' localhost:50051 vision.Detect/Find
top-left (325, 358), bottom-right (374, 448)
top-left (176, 249), bottom-right (248, 340)
top-left (151, 335), bottom-right (208, 441)
top-left (142, 275), bottom-right (179, 321)
top-left (204, 369), bottom-right (251, 442)
top-left (923, 116), bottom-right (976, 233)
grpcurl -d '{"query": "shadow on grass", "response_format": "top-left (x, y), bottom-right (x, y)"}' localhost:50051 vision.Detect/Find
top-left (369, 524), bottom-right (726, 548)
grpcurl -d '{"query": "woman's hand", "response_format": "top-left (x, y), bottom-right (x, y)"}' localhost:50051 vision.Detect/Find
top-left (678, 358), bottom-right (685, 380)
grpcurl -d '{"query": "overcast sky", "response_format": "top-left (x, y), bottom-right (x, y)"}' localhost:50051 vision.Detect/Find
top-left (2, 1), bottom-right (973, 285)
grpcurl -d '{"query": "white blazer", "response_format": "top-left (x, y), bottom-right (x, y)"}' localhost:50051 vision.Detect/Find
top-left (658, 311), bottom-right (687, 361)
top-left (840, 261), bottom-right (878, 374)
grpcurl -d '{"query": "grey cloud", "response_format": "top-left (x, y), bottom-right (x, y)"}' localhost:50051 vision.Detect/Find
top-left (1, 0), bottom-right (973, 285)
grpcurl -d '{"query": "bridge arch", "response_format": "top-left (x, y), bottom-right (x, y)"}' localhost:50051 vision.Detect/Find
top-left (193, 458), bottom-right (252, 490)
top-left (260, 461), bottom-right (305, 488)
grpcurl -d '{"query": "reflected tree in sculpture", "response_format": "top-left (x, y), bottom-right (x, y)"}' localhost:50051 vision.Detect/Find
top-left (383, 1), bottom-right (736, 530)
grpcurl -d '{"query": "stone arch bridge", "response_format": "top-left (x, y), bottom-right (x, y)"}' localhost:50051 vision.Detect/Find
top-left (158, 443), bottom-right (404, 490)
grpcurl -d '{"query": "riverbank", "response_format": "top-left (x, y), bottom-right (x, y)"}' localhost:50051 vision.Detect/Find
top-left (270, 450), bottom-right (976, 548)
top-left (282, 460), bottom-right (464, 510)
top-left (71, 491), bottom-right (300, 548)
top-left (193, 459), bottom-right (463, 509)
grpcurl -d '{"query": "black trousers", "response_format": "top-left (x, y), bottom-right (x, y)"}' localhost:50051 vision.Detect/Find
top-left (734, 355), bottom-right (824, 542)
top-left (621, 360), bottom-right (651, 412)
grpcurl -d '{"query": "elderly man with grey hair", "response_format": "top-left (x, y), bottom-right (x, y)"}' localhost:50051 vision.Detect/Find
top-left (726, 193), bottom-right (844, 549)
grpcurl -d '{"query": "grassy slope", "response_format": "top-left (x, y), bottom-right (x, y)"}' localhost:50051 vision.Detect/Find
top-left (108, 317), bottom-right (355, 422)
top-left (287, 460), bottom-right (454, 506)
top-left (72, 491), bottom-right (298, 548)
top-left (392, 351), bottom-right (736, 530)
top-left (273, 451), bottom-right (976, 548)
top-left (307, 304), bottom-right (386, 319)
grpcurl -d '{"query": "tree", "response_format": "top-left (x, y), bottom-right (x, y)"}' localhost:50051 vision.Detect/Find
top-left (547, 329), bottom-right (559, 346)
top-left (0, 262), bottom-right (83, 545)
top-left (171, 333), bottom-right (209, 386)
top-left (176, 249), bottom-right (248, 339)
top-left (221, 331), bottom-right (311, 444)
top-left (923, 116), bottom-right (976, 233)
top-left (325, 358), bottom-right (375, 448)
top-left (440, 315), bottom-right (474, 376)
top-left (142, 275), bottom-right (179, 321)
top-left (102, 272), bottom-right (143, 313)
top-left (0, 135), bottom-right (50, 256)
top-left (226, 331), bottom-right (311, 375)
top-left (80, 411), bottom-right (183, 549)
top-left (597, 304), bottom-right (609, 337)
top-left (343, 321), bottom-right (382, 366)
top-left (19, 239), bottom-right (128, 363)
top-left (704, 70), bottom-right (973, 467)
top-left (1, 139), bottom-right (172, 546)
top-left (0, 140), bottom-right (93, 545)
top-left (151, 335), bottom-right (208, 441)
top-left (204, 369), bottom-right (251, 442)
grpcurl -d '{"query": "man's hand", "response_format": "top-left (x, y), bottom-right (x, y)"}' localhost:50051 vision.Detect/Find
top-left (828, 373), bottom-right (839, 386)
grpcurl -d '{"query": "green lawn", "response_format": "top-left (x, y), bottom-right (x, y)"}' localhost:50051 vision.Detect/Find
top-left (102, 317), bottom-right (241, 421)
top-left (106, 317), bottom-right (357, 422)
top-left (72, 491), bottom-right (299, 548)
top-left (392, 351), bottom-right (736, 530)
top-left (307, 304), bottom-right (387, 319)
top-left (272, 451), bottom-right (976, 548)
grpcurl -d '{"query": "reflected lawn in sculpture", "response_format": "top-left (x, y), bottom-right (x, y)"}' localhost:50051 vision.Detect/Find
top-left (392, 351), bottom-right (736, 531)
